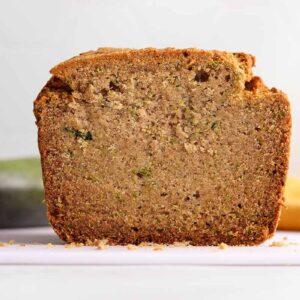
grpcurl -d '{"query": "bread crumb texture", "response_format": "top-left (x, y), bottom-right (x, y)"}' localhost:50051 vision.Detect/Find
top-left (269, 241), bottom-right (288, 247)
top-left (153, 244), bottom-right (165, 251)
top-left (95, 239), bottom-right (108, 250)
top-left (218, 242), bottom-right (228, 250)
top-left (127, 244), bottom-right (139, 250)
top-left (64, 242), bottom-right (84, 248)
top-left (34, 48), bottom-right (291, 246)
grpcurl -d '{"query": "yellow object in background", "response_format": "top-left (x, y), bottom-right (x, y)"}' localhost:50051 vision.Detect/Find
top-left (278, 177), bottom-right (300, 230)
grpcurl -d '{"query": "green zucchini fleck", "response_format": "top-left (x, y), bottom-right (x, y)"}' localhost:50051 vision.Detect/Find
top-left (64, 127), bottom-right (93, 141)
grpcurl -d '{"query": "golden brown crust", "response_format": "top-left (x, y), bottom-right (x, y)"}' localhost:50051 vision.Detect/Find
top-left (269, 91), bottom-right (291, 238)
top-left (51, 48), bottom-right (254, 82)
top-left (34, 48), bottom-right (291, 246)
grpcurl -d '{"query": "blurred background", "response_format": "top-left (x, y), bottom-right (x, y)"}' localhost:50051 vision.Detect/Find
top-left (0, 0), bottom-right (299, 228)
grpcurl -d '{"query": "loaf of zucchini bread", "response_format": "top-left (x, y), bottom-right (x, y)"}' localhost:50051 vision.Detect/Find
top-left (34, 48), bottom-right (291, 245)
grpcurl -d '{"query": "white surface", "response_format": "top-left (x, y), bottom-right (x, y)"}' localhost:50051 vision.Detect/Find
top-left (0, 0), bottom-right (299, 176)
top-left (1, 228), bottom-right (300, 300)
top-left (1, 266), bottom-right (300, 300)
top-left (0, 227), bottom-right (299, 266)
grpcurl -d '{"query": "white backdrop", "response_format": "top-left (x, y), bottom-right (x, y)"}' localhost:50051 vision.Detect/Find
top-left (0, 0), bottom-right (299, 175)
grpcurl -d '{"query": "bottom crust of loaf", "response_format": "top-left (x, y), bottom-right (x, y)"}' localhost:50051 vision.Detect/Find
top-left (48, 212), bottom-right (277, 246)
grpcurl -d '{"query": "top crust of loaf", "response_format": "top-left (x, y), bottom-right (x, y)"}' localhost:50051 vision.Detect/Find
top-left (37, 48), bottom-right (286, 114)
top-left (51, 48), bottom-right (255, 82)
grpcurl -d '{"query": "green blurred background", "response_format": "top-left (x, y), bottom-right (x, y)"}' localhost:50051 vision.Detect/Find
top-left (0, 158), bottom-right (47, 228)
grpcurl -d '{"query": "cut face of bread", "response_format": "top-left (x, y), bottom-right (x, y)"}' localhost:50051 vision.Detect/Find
top-left (34, 48), bottom-right (291, 245)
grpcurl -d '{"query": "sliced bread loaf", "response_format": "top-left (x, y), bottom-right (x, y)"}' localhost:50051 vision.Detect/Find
top-left (34, 48), bottom-right (291, 245)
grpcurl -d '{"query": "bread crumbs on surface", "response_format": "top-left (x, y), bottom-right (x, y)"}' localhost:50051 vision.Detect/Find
top-left (86, 240), bottom-right (95, 246)
top-left (288, 242), bottom-right (299, 246)
top-left (127, 244), bottom-right (138, 250)
top-left (283, 236), bottom-right (288, 241)
top-left (136, 242), bottom-right (164, 250)
top-left (8, 240), bottom-right (15, 245)
top-left (0, 241), bottom-right (5, 247)
top-left (152, 244), bottom-right (165, 251)
top-left (86, 239), bottom-right (108, 247)
top-left (138, 242), bottom-right (152, 247)
top-left (135, 242), bottom-right (189, 249)
top-left (96, 239), bottom-right (108, 250)
top-left (269, 241), bottom-right (288, 247)
top-left (169, 241), bottom-right (190, 247)
top-left (47, 243), bottom-right (54, 248)
top-left (64, 242), bottom-right (84, 248)
top-left (19, 243), bottom-right (26, 247)
top-left (218, 242), bottom-right (228, 250)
